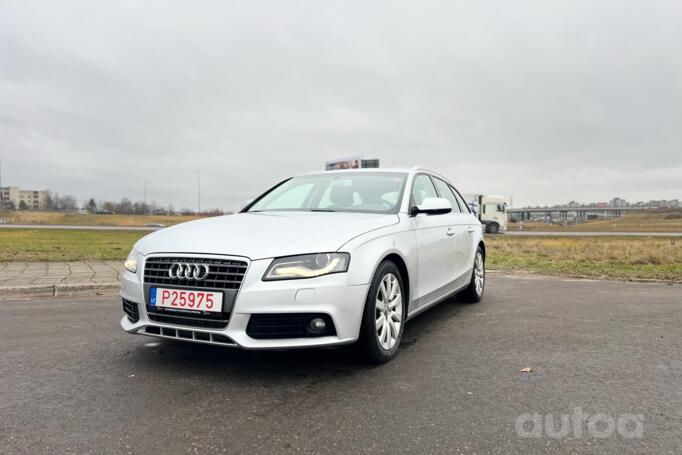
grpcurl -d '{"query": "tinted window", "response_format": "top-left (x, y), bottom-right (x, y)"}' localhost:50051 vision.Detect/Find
top-left (257, 182), bottom-right (315, 210)
top-left (450, 185), bottom-right (471, 214)
top-left (319, 185), bottom-right (362, 208)
top-left (248, 172), bottom-right (407, 214)
top-left (410, 175), bottom-right (438, 206)
top-left (432, 178), bottom-right (462, 213)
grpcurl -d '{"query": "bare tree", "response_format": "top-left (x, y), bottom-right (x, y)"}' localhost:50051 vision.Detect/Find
top-left (101, 201), bottom-right (116, 213)
top-left (38, 188), bottom-right (225, 216)
top-left (118, 198), bottom-right (133, 214)
top-left (60, 195), bottom-right (78, 211)
top-left (44, 190), bottom-right (56, 210)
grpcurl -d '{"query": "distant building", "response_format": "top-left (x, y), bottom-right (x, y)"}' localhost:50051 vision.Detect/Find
top-left (0, 186), bottom-right (19, 209)
top-left (516, 198), bottom-right (681, 211)
top-left (610, 197), bottom-right (627, 208)
top-left (0, 186), bottom-right (47, 210)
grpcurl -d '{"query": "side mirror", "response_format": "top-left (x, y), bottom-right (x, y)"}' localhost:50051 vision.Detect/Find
top-left (411, 197), bottom-right (452, 216)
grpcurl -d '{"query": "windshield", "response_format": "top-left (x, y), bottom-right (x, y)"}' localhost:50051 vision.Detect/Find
top-left (246, 172), bottom-right (408, 214)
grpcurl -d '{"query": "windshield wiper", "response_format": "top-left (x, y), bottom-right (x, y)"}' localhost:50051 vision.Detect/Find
top-left (308, 209), bottom-right (337, 212)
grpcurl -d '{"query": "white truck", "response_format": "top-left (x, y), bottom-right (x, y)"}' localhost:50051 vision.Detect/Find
top-left (463, 194), bottom-right (508, 234)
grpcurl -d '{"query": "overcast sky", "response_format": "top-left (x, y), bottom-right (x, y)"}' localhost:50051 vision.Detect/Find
top-left (1, 0), bottom-right (681, 210)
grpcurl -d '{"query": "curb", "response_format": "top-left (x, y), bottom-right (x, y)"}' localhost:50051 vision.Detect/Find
top-left (0, 282), bottom-right (120, 298)
top-left (486, 269), bottom-right (680, 284)
top-left (0, 271), bottom-right (676, 299)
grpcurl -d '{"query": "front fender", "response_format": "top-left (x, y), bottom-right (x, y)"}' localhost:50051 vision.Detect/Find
top-left (340, 217), bottom-right (417, 288)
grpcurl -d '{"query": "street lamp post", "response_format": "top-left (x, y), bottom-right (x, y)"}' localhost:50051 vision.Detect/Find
top-left (194, 171), bottom-right (201, 214)
top-left (143, 180), bottom-right (150, 215)
top-left (0, 156), bottom-right (3, 211)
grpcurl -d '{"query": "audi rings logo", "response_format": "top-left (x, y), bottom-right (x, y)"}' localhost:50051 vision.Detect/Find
top-left (168, 263), bottom-right (210, 280)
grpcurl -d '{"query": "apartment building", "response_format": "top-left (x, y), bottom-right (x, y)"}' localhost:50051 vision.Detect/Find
top-left (0, 186), bottom-right (47, 210)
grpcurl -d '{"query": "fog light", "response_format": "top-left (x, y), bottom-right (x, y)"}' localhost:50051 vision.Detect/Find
top-left (308, 318), bottom-right (326, 333)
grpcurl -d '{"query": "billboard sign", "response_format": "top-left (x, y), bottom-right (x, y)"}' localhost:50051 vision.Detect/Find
top-left (325, 157), bottom-right (380, 170)
top-left (325, 157), bottom-right (362, 171)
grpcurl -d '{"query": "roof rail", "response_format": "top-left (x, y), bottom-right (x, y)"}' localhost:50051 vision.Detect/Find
top-left (411, 167), bottom-right (454, 184)
top-left (413, 167), bottom-right (444, 176)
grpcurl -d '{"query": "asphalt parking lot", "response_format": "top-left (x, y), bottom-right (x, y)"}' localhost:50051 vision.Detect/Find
top-left (1, 275), bottom-right (680, 454)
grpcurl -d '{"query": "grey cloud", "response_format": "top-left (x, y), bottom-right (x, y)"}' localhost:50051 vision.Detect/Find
top-left (1, 0), bottom-right (681, 209)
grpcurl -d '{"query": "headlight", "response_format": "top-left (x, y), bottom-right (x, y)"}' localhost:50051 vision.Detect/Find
top-left (263, 253), bottom-right (350, 281)
top-left (124, 250), bottom-right (138, 273)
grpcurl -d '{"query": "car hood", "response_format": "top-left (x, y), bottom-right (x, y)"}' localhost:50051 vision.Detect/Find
top-left (136, 211), bottom-right (399, 260)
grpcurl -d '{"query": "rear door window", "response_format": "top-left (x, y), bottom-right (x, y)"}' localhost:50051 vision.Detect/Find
top-left (449, 185), bottom-right (471, 214)
top-left (432, 178), bottom-right (462, 213)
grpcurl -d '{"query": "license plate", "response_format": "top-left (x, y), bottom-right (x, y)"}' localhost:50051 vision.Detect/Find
top-left (150, 287), bottom-right (223, 313)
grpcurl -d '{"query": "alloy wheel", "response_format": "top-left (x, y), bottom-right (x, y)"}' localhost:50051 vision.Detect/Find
top-left (474, 252), bottom-right (485, 297)
top-left (375, 273), bottom-right (403, 351)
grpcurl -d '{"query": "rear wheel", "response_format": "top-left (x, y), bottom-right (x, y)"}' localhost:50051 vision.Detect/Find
top-left (457, 246), bottom-right (485, 303)
top-left (358, 261), bottom-right (405, 364)
top-left (486, 223), bottom-right (499, 234)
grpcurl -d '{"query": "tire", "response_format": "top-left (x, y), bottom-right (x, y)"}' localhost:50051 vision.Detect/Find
top-left (357, 261), bottom-right (406, 364)
top-left (457, 246), bottom-right (485, 303)
top-left (486, 223), bottom-right (499, 234)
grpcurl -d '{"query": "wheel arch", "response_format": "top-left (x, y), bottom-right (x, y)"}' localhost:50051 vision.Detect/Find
top-left (381, 252), bottom-right (411, 304)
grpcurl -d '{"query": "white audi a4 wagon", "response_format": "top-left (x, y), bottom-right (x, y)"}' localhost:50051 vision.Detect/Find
top-left (121, 168), bottom-right (486, 363)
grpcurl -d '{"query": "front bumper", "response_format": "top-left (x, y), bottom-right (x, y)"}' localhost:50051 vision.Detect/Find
top-left (120, 255), bottom-right (369, 349)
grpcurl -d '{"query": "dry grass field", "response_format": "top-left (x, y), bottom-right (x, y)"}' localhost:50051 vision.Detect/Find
top-left (1, 227), bottom-right (680, 282)
top-left (487, 235), bottom-right (682, 282)
top-left (514, 210), bottom-right (682, 232)
top-left (3, 210), bottom-right (681, 232)
top-left (0, 211), bottom-right (203, 227)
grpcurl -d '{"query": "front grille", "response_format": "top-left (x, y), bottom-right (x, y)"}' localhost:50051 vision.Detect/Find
top-left (141, 326), bottom-right (236, 346)
top-left (148, 313), bottom-right (228, 329)
top-left (123, 299), bottom-right (139, 323)
top-left (246, 313), bottom-right (336, 339)
top-left (143, 256), bottom-right (246, 330)
top-left (143, 256), bottom-right (248, 291)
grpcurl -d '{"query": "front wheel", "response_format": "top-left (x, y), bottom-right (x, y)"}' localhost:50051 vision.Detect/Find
top-left (457, 246), bottom-right (485, 303)
top-left (357, 261), bottom-right (406, 364)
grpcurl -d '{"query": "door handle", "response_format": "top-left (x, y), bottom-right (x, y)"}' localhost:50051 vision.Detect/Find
top-left (467, 227), bottom-right (475, 233)
top-left (446, 228), bottom-right (455, 237)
